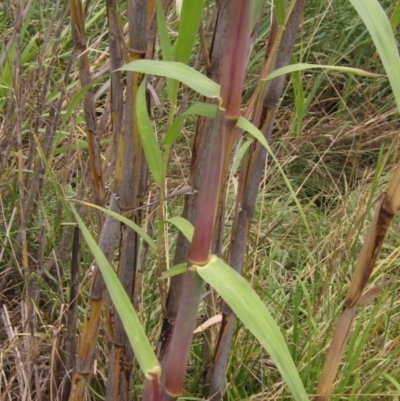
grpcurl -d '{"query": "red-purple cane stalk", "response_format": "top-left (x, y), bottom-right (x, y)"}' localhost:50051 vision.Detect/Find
top-left (219, 1), bottom-right (253, 121)
top-left (187, 107), bottom-right (227, 265)
top-left (188, 0), bottom-right (254, 264)
top-left (160, 1), bottom-right (255, 399)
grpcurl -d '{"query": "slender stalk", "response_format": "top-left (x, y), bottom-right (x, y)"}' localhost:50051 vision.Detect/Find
top-left (156, 0), bottom-right (230, 370)
top-left (161, 2), bottom-right (255, 399)
top-left (68, 195), bottom-right (121, 401)
top-left (189, 0), bottom-right (254, 265)
top-left (188, 109), bottom-right (227, 265)
top-left (63, 226), bottom-right (80, 401)
top-left (106, 0), bottom-right (125, 167)
top-left (105, 0), bottom-right (154, 399)
top-left (13, 0), bottom-right (34, 399)
top-left (156, 110), bottom-right (176, 315)
top-left (209, 1), bottom-right (306, 398)
top-left (67, 0), bottom-right (130, 397)
top-left (161, 269), bottom-right (204, 399)
top-left (69, 0), bottom-right (105, 207)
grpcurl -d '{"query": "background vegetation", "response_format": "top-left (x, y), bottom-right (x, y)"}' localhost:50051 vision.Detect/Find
top-left (1, 0), bottom-right (400, 400)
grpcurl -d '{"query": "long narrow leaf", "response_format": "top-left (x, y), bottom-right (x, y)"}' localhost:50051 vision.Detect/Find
top-left (253, 0), bottom-right (266, 26)
top-left (265, 63), bottom-right (382, 82)
top-left (156, 0), bottom-right (174, 103)
top-left (232, 138), bottom-right (254, 174)
top-left (31, 132), bottom-right (72, 220)
top-left (120, 60), bottom-right (220, 99)
top-left (72, 208), bottom-right (160, 378)
top-left (164, 102), bottom-right (216, 145)
top-left (74, 200), bottom-right (157, 251)
top-left (156, 0), bottom-right (173, 62)
top-left (237, 116), bottom-right (311, 236)
top-left (349, 0), bottom-right (400, 112)
top-left (166, 216), bottom-right (194, 241)
top-left (175, 0), bottom-right (205, 63)
top-left (137, 79), bottom-right (163, 186)
top-left (390, 0), bottom-right (400, 29)
top-left (196, 255), bottom-right (309, 401)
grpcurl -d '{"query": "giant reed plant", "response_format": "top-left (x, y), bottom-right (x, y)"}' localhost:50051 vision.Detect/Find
top-left (78, 1), bottom-right (309, 400)
top-left (3, 0), bottom-right (400, 400)
top-left (74, 0), bottom-right (400, 400)
top-left (159, 2), bottom-right (256, 398)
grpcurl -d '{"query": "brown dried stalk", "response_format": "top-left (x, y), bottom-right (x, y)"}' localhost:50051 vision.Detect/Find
top-left (315, 161), bottom-right (400, 400)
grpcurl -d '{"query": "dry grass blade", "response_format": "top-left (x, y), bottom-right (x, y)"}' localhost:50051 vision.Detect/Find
top-left (356, 280), bottom-right (393, 307)
top-left (1, 305), bottom-right (29, 400)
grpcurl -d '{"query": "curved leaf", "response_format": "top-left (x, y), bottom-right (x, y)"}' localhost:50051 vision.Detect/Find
top-left (196, 255), bottom-right (309, 401)
top-left (237, 116), bottom-right (311, 236)
top-left (120, 60), bottom-right (220, 99)
top-left (75, 201), bottom-right (157, 251)
top-left (175, 0), bottom-right (205, 63)
top-left (349, 0), bottom-right (400, 113)
top-left (164, 102), bottom-right (216, 145)
top-left (265, 63), bottom-right (382, 82)
top-left (166, 216), bottom-right (194, 241)
top-left (72, 208), bottom-right (160, 379)
top-left (137, 79), bottom-right (163, 186)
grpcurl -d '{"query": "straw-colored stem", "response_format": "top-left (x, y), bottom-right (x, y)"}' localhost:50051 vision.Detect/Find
top-left (68, 195), bottom-right (121, 401)
top-left (69, 0), bottom-right (105, 206)
top-left (315, 161), bottom-right (400, 399)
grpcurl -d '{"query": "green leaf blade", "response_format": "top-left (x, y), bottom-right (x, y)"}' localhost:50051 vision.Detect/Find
top-left (175, 0), bottom-right (205, 64)
top-left (196, 256), bottom-right (309, 401)
top-left (390, 0), bottom-right (400, 29)
top-left (156, 0), bottom-right (173, 62)
top-left (120, 60), bottom-right (220, 99)
top-left (75, 201), bottom-right (157, 251)
top-left (156, 0), bottom-right (175, 103)
top-left (137, 79), bottom-right (163, 186)
top-left (274, 0), bottom-right (286, 26)
top-left (166, 216), bottom-right (194, 241)
top-left (349, 0), bottom-right (400, 113)
top-left (265, 63), bottom-right (382, 82)
top-left (72, 208), bottom-right (160, 379)
top-left (237, 116), bottom-right (311, 237)
top-left (164, 102), bottom-right (217, 145)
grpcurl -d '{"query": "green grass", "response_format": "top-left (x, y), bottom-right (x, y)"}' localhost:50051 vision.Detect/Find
top-left (1, 0), bottom-right (400, 400)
